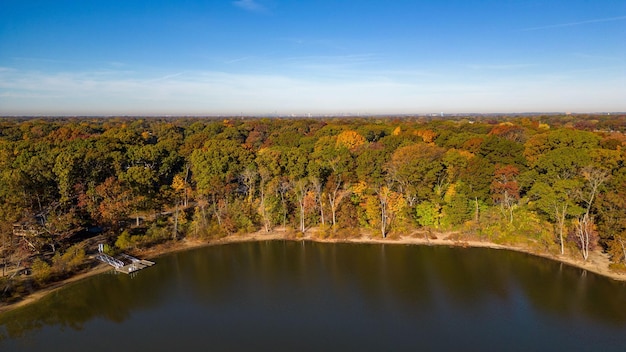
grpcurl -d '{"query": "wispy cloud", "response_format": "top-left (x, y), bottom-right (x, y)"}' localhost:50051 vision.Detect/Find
top-left (521, 15), bottom-right (626, 31)
top-left (1, 66), bottom-right (624, 115)
top-left (277, 37), bottom-right (348, 51)
top-left (0, 67), bottom-right (435, 114)
top-left (225, 56), bottom-right (256, 64)
top-left (573, 53), bottom-right (625, 62)
top-left (233, 0), bottom-right (267, 13)
top-left (283, 54), bottom-right (378, 65)
top-left (144, 72), bottom-right (187, 83)
top-left (467, 63), bottom-right (536, 70)
top-left (12, 56), bottom-right (82, 65)
top-left (276, 54), bottom-right (382, 81)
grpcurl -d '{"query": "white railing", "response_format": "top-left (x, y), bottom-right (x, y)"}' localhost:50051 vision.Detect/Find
top-left (95, 253), bottom-right (125, 269)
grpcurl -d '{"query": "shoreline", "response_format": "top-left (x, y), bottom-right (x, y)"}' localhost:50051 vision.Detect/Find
top-left (2, 229), bottom-right (625, 314)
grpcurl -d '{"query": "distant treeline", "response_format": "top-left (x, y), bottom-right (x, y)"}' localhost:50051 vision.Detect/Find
top-left (1, 114), bottom-right (625, 271)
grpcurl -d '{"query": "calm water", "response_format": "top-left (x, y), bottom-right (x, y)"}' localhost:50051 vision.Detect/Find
top-left (1, 241), bottom-right (626, 351)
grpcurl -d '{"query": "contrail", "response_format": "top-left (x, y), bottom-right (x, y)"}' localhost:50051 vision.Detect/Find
top-left (145, 72), bottom-right (186, 83)
top-left (521, 15), bottom-right (626, 31)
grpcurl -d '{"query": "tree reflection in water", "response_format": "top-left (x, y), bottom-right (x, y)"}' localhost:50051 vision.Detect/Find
top-left (1, 241), bottom-right (625, 351)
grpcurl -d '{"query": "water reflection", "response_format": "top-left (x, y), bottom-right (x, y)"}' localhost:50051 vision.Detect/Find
top-left (1, 241), bottom-right (625, 350)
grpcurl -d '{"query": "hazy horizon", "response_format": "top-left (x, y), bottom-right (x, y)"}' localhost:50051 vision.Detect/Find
top-left (1, 111), bottom-right (624, 119)
top-left (1, 1), bottom-right (625, 116)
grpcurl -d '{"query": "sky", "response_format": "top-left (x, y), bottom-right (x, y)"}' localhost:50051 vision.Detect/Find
top-left (0, 0), bottom-right (625, 116)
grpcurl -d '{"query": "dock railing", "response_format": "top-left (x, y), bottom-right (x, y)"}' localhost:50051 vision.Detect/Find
top-left (95, 244), bottom-right (155, 274)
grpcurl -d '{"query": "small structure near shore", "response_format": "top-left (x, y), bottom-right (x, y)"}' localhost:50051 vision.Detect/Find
top-left (12, 223), bottom-right (42, 253)
top-left (95, 244), bottom-right (155, 274)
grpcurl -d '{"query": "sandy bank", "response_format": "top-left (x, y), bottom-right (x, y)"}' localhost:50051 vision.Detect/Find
top-left (2, 229), bottom-right (625, 314)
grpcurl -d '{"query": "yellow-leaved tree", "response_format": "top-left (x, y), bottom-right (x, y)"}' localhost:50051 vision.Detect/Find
top-left (336, 130), bottom-right (366, 151)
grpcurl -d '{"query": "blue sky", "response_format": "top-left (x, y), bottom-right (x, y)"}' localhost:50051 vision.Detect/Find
top-left (0, 0), bottom-right (624, 115)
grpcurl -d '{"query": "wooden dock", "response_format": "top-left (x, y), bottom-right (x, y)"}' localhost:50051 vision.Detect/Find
top-left (116, 254), bottom-right (155, 274)
top-left (95, 248), bottom-right (155, 274)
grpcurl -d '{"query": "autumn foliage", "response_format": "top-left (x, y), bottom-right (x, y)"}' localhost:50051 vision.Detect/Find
top-left (0, 113), bottom-right (624, 273)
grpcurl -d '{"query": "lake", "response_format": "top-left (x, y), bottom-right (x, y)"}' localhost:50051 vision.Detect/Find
top-left (1, 241), bottom-right (625, 351)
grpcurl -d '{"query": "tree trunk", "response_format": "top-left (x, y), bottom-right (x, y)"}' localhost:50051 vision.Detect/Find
top-left (380, 201), bottom-right (387, 238)
top-left (300, 200), bottom-right (305, 233)
top-left (573, 168), bottom-right (607, 261)
top-left (575, 214), bottom-right (591, 260)
top-left (328, 180), bottom-right (343, 228)
top-left (555, 203), bottom-right (567, 255)
top-left (559, 217), bottom-right (564, 256)
top-left (474, 197), bottom-right (479, 222)
top-left (259, 185), bottom-right (271, 232)
top-left (297, 190), bottom-right (305, 233)
top-left (278, 183), bottom-right (289, 228)
top-left (379, 193), bottom-right (388, 238)
top-left (310, 177), bottom-right (325, 226)
top-left (211, 193), bottom-right (222, 226)
top-left (328, 194), bottom-right (337, 227)
top-left (319, 198), bottom-right (325, 226)
top-left (200, 203), bottom-right (207, 228)
top-left (173, 200), bottom-right (179, 240)
top-left (293, 179), bottom-right (309, 234)
top-left (183, 164), bottom-right (190, 207)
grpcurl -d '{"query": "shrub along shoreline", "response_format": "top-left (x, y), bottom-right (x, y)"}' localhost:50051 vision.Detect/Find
top-left (1, 227), bottom-right (624, 315)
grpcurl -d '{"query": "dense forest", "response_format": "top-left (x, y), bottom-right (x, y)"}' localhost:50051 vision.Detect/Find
top-left (1, 115), bottom-right (625, 298)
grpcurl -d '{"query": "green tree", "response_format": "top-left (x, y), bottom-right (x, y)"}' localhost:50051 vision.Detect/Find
top-left (31, 258), bottom-right (52, 285)
top-left (416, 201), bottom-right (441, 228)
top-left (458, 156), bottom-right (494, 221)
top-left (115, 230), bottom-right (134, 250)
top-left (355, 146), bottom-right (388, 186)
top-left (478, 135), bottom-right (526, 169)
top-left (529, 179), bottom-right (583, 254)
top-left (441, 184), bottom-right (471, 227)
top-left (597, 176), bottom-right (626, 264)
top-left (385, 143), bottom-right (445, 205)
top-left (534, 147), bottom-right (591, 180)
top-left (524, 128), bottom-right (600, 166)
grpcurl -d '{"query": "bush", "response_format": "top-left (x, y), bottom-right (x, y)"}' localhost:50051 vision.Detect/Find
top-left (608, 262), bottom-right (626, 273)
top-left (314, 224), bottom-right (332, 239)
top-left (115, 230), bottom-right (134, 250)
top-left (282, 227), bottom-right (298, 239)
top-left (229, 200), bottom-right (260, 234)
top-left (145, 223), bottom-right (171, 243)
top-left (101, 243), bottom-right (117, 256)
top-left (51, 244), bottom-right (86, 275)
top-left (334, 227), bottom-right (361, 239)
top-left (193, 221), bottom-right (230, 241)
top-left (31, 258), bottom-right (52, 285)
top-left (415, 201), bottom-right (441, 228)
top-left (0, 277), bottom-right (29, 303)
top-left (386, 230), bottom-right (402, 240)
top-left (441, 197), bottom-right (472, 228)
